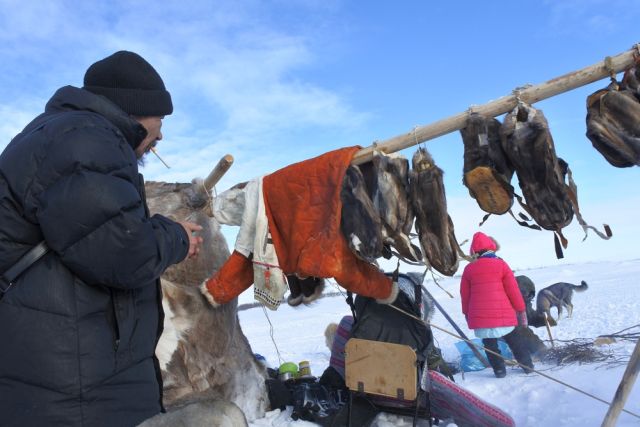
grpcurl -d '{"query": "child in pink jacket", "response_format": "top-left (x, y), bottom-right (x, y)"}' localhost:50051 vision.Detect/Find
top-left (460, 232), bottom-right (532, 377)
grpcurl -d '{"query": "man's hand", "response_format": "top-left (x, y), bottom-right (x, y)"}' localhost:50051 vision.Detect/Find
top-left (178, 221), bottom-right (204, 259)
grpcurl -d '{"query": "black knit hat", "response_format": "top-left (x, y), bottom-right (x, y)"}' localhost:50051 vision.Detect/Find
top-left (83, 51), bottom-right (173, 116)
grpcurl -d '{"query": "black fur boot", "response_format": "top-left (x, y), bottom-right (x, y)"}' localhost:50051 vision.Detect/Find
top-left (482, 338), bottom-right (506, 378)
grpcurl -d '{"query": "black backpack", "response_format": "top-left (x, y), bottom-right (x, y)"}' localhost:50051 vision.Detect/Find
top-left (349, 272), bottom-right (450, 376)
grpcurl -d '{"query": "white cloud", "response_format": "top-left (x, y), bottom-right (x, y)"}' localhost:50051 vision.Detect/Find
top-left (544, 0), bottom-right (640, 36)
top-left (1, 1), bottom-right (368, 184)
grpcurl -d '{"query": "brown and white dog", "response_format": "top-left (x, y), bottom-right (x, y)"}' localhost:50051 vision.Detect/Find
top-left (536, 281), bottom-right (588, 321)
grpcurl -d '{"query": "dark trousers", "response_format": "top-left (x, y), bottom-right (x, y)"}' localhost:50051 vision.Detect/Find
top-left (482, 327), bottom-right (534, 373)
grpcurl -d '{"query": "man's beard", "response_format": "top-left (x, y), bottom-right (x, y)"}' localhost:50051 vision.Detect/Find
top-left (137, 143), bottom-right (155, 166)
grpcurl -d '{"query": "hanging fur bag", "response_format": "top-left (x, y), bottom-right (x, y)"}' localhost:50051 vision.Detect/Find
top-left (460, 112), bottom-right (514, 215)
top-left (501, 103), bottom-right (574, 232)
top-left (340, 165), bottom-right (385, 263)
top-left (502, 103), bottom-right (611, 257)
top-left (410, 147), bottom-right (461, 275)
top-left (501, 103), bottom-right (574, 257)
top-left (621, 55), bottom-right (640, 97)
top-left (585, 80), bottom-right (640, 168)
top-left (363, 151), bottom-right (422, 263)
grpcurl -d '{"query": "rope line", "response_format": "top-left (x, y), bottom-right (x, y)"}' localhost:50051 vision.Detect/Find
top-left (608, 324), bottom-right (640, 336)
top-left (261, 304), bottom-right (283, 366)
top-left (425, 267), bottom-right (455, 299)
top-left (253, 260), bottom-right (281, 269)
top-left (385, 304), bottom-right (640, 420)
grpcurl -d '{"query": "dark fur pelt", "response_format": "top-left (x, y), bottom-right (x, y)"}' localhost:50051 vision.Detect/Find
top-left (621, 57), bottom-right (640, 97)
top-left (410, 147), bottom-right (460, 276)
top-left (460, 113), bottom-right (514, 214)
top-left (501, 103), bottom-right (574, 231)
top-left (586, 82), bottom-right (640, 168)
top-left (340, 165), bottom-right (384, 263)
top-left (363, 152), bottom-right (422, 263)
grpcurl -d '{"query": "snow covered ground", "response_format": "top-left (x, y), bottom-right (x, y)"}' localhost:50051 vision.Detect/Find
top-left (239, 258), bottom-right (640, 427)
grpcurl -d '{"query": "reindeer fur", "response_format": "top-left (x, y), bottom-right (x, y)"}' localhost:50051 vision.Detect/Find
top-left (586, 84), bottom-right (640, 167)
top-left (410, 148), bottom-right (460, 276)
top-left (145, 181), bottom-right (268, 422)
top-left (501, 104), bottom-right (573, 231)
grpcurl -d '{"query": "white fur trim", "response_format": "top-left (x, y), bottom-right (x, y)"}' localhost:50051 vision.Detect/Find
top-left (324, 323), bottom-right (339, 351)
top-left (302, 279), bottom-right (325, 305)
top-left (287, 294), bottom-right (303, 307)
top-left (200, 281), bottom-right (222, 308)
top-left (376, 280), bottom-right (399, 305)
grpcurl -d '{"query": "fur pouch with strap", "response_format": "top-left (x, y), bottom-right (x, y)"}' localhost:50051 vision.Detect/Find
top-left (586, 75), bottom-right (640, 168)
top-left (460, 112), bottom-right (515, 215)
top-left (621, 54), bottom-right (640, 98)
top-left (501, 102), bottom-right (611, 257)
top-left (410, 147), bottom-right (462, 275)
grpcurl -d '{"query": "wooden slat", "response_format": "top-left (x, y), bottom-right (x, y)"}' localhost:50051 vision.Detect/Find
top-left (345, 338), bottom-right (418, 400)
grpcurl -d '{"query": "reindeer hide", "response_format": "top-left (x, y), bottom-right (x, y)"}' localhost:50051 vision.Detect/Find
top-left (145, 180), bottom-right (268, 421)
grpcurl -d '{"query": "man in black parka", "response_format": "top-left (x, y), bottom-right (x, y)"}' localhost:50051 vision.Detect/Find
top-left (0, 51), bottom-right (203, 427)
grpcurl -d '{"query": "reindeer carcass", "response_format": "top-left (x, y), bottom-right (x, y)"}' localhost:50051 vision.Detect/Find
top-left (143, 179), bottom-right (268, 423)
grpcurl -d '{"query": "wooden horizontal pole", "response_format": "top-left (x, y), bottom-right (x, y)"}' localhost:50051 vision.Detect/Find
top-left (204, 154), bottom-right (234, 190)
top-left (351, 43), bottom-right (639, 165)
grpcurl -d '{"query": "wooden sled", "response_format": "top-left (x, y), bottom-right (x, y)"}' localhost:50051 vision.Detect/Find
top-left (344, 338), bottom-right (427, 426)
top-left (344, 338), bottom-right (516, 427)
top-left (345, 338), bottom-right (418, 401)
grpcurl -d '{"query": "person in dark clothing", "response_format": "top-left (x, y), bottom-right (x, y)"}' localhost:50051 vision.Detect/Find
top-left (0, 51), bottom-right (203, 427)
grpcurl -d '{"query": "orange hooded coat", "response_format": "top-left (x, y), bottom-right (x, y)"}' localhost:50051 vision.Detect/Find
top-left (202, 147), bottom-right (394, 306)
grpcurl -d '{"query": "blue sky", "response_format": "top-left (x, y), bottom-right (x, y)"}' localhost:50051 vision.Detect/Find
top-left (1, 0), bottom-right (639, 271)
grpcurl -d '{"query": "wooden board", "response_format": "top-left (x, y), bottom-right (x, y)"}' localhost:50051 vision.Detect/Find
top-left (344, 338), bottom-right (417, 401)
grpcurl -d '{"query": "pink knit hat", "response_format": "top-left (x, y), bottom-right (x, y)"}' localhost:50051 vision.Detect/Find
top-left (469, 231), bottom-right (498, 255)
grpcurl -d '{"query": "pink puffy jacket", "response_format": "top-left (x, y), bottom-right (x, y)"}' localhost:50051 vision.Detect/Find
top-left (460, 232), bottom-right (525, 329)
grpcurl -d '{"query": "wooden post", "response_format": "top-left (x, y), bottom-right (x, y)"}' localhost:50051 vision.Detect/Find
top-left (601, 338), bottom-right (640, 427)
top-left (351, 44), bottom-right (639, 165)
top-left (203, 154), bottom-right (234, 217)
top-left (204, 154), bottom-right (234, 190)
top-left (544, 313), bottom-right (555, 348)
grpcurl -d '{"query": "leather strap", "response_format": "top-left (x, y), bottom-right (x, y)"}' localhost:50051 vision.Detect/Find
top-left (0, 241), bottom-right (50, 293)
